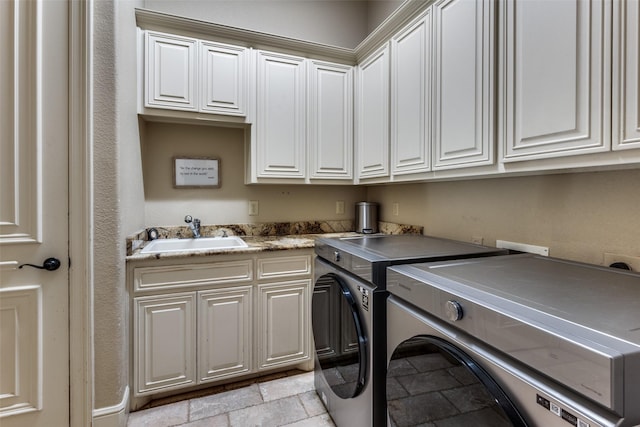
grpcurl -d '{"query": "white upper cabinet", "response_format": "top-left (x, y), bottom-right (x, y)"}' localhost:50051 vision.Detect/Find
top-left (500, 0), bottom-right (611, 161)
top-left (143, 31), bottom-right (248, 117)
top-left (200, 41), bottom-right (248, 116)
top-left (255, 51), bottom-right (307, 179)
top-left (390, 11), bottom-right (432, 176)
top-left (308, 60), bottom-right (354, 181)
top-left (433, 0), bottom-right (494, 169)
top-left (356, 44), bottom-right (390, 180)
top-left (145, 32), bottom-right (198, 111)
top-left (613, 0), bottom-right (640, 151)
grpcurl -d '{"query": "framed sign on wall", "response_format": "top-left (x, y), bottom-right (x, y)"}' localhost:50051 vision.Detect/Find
top-left (173, 157), bottom-right (221, 188)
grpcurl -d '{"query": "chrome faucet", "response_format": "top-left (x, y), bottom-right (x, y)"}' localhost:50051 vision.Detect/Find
top-left (184, 215), bottom-right (201, 238)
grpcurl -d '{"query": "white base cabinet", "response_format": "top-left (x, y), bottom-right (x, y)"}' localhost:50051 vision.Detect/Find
top-left (134, 293), bottom-right (196, 395)
top-left (198, 286), bottom-right (253, 382)
top-left (129, 250), bottom-right (312, 402)
top-left (257, 281), bottom-right (310, 370)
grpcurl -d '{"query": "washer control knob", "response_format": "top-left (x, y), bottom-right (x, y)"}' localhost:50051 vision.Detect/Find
top-left (445, 300), bottom-right (464, 321)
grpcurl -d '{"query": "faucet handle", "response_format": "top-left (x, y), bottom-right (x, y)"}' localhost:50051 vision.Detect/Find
top-left (184, 215), bottom-right (193, 224)
top-left (193, 218), bottom-right (200, 227)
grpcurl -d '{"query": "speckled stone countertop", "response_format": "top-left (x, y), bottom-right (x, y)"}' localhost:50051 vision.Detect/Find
top-left (126, 220), bottom-right (423, 261)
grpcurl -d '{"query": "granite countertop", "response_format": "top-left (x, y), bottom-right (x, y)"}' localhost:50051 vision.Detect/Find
top-left (126, 220), bottom-right (423, 261)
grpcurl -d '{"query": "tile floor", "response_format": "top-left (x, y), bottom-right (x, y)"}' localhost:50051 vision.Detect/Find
top-left (126, 372), bottom-right (335, 427)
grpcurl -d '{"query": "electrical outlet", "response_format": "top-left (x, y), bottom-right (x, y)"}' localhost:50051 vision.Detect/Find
top-left (392, 203), bottom-right (399, 216)
top-left (336, 200), bottom-right (345, 215)
top-left (249, 200), bottom-right (259, 216)
top-left (604, 253), bottom-right (640, 272)
top-left (496, 240), bottom-right (549, 256)
top-left (471, 236), bottom-right (484, 245)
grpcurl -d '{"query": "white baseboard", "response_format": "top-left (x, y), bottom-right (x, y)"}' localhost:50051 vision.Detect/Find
top-left (92, 386), bottom-right (130, 427)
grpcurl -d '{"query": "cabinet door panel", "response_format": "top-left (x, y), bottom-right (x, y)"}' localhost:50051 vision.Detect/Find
top-left (200, 42), bottom-right (247, 116)
top-left (258, 280), bottom-right (310, 369)
top-left (433, 0), bottom-right (494, 169)
top-left (613, 0), bottom-right (640, 150)
top-left (308, 61), bottom-right (354, 180)
top-left (501, 0), bottom-right (610, 160)
top-left (256, 51), bottom-right (306, 178)
top-left (356, 45), bottom-right (390, 179)
top-left (198, 287), bottom-right (252, 382)
top-left (145, 32), bottom-right (197, 111)
top-left (391, 12), bottom-right (432, 175)
top-left (134, 294), bottom-right (196, 395)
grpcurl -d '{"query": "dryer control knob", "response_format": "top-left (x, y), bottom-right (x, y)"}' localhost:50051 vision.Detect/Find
top-left (333, 251), bottom-right (341, 263)
top-left (445, 300), bottom-right (463, 321)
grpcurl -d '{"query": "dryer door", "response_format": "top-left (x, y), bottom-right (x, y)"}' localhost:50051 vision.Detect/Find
top-left (312, 269), bottom-right (368, 399)
top-left (387, 297), bottom-right (528, 427)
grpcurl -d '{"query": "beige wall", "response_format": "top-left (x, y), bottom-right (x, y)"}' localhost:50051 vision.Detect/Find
top-left (367, 169), bottom-right (640, 266)
top-left (142, 122), bottom-right (366, 226)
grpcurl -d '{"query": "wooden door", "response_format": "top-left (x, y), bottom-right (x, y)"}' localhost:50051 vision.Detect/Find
top-left (0, 0), bottom-right (70, 425)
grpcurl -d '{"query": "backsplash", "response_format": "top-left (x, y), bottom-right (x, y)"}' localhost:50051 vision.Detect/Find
top-left (126, 220), bottom-right (423, 255)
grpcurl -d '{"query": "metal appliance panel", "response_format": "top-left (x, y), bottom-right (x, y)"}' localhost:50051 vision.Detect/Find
top-left (315, 234), bottom-right (507, 285)
top-left (387, 254), bottom-right (640, 420)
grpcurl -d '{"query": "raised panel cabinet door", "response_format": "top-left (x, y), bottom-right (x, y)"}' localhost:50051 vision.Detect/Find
top-left (433, 0), bottom-right (495, 169)
top-left (356, 44), bottom-right (390, 180)
top-left (134, 293), bottom-right (196, 395)
top-left (391, 11), bottom-right (432, 176)
top-left (200, 41), bottom-right (248, 116)
top-left (145, 31), bottom-right (198, 111)
top-left (613, 0), bottom-right (640, 150)
top-left (500, 0), bottom-right (611, 160)
top-left (308, 60), bottom-right (354, 180)
top-left (198, 286), bottom-right (252, 382)
top-left (256, 50), bottom-right (306, 178)
top-left (257, 280), bottom-right (310, 369)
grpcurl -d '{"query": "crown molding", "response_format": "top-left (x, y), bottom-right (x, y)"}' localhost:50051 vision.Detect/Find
top-left (135, 0), bottom-right (431, 65)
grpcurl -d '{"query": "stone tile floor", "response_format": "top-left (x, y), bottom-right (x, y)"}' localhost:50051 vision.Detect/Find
top-left (127, 372), bottom-right (336, 427)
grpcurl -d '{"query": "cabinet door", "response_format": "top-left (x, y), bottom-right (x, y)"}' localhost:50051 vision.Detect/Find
top-left (500, 0), bottom-right (611, 160)
top-left (613, 0), bottom-right (640, 150)
top-left (198, 286), bottom-right (252, 382)
top-left (145, 32), bottom-right (198, 111)
top-left (308, 60), bottom-right (354, 180)
top-left (257, 280), bottom-right (310, 369)
top-left (255, 51), bottom-right (306, 178)
top-left (356, 44), bottom-right (390, 180)
top-left (433, 0), bottom-right (494, 169)
top-left (391, 11), bottom-right (432, 176)
top-left (134, 293), bottom-right (196, 395)
top-left (200, 41), bottom-right (248, 116)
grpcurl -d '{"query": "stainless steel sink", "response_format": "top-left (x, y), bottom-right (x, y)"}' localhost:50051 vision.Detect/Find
top-left (140, 236), bottom-right (248, 254)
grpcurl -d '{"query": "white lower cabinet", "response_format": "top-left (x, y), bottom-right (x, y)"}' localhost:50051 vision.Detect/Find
top-left (130, 250), bottom-right (312, 400)
top-left (257, 280), bottom-right (310, 370)
top-left (198, 286), bottom-right (252, 382)
top-left (134, 293), bottom-right (196, 395)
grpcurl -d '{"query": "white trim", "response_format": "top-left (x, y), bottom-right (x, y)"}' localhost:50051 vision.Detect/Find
top-left (69, 0), bottom-right (94, 426)
top-left (92, 387), bottom-right (129, 427)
